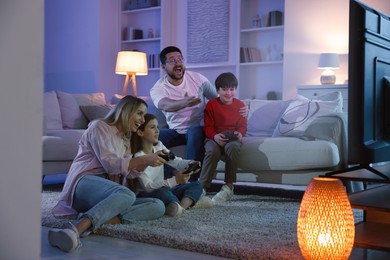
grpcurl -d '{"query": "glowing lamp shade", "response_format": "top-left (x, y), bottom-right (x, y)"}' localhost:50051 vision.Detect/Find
top-left (297, 177), bottom-right (355, 260)
top-left (317, 53), bottom-right (339, 85)
top-left (115, 51), bottom-right (148, 96)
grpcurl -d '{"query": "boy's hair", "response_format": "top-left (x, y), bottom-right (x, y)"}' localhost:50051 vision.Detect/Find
top-left (131, 113), bottom-right (158, 154)
top-left (103, 95), bottom-right (147, 140)
top-left (215, 72), bottom-right (238, 91)
top-left (160, 46), bottom-right (182, 65)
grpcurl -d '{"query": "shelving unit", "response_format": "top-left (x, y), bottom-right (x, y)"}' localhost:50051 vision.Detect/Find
top-left (119, 0), bottom-right (163, 96)
top-left (238, 0), bottom-right (285, 100)
top-left (116, 0), bottom-right (286, 98)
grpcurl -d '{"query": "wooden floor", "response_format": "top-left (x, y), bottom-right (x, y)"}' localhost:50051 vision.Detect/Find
top-left (41, 226), bottom-right (224, 260)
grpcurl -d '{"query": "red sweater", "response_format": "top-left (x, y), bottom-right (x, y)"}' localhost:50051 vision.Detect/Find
top-left (204, 98), bottom-right (247, 140)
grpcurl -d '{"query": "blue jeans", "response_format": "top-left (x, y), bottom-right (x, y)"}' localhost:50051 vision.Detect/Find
top-left (159, 126), bottom-right (205, 180)
top-left (138, 181), bottom-right (203, 206)
top-left (72, 175), bottom-right (165, 232)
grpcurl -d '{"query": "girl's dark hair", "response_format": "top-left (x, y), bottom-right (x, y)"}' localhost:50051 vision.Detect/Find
top-left (103, 95), bottom-right (147, 140)
top-left (215, 72), bottom-right (238, 90)
top-left (160, 46), bottom-right (182, 64)
top-left (131, 113), bottom-right (158, 154)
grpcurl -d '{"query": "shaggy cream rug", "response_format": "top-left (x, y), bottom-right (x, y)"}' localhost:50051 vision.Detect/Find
top-left (41, 190), bottom-right (362, 260)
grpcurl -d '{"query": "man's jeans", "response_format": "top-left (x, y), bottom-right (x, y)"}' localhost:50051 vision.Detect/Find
top-left (159, 126), bottom-right (205, 180)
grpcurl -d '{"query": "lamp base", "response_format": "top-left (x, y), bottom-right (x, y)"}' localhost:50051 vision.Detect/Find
top-left (320, 75), bottom-right (336, 85)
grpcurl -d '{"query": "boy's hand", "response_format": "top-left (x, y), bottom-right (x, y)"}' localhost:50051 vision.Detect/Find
top-left (214, 133), bottom-right (228, 147)
top-left (234, 131), bottom-right (243, 142)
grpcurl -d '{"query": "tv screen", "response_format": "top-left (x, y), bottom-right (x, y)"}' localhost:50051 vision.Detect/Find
top-left (348, 0), bottom-right (390, 166)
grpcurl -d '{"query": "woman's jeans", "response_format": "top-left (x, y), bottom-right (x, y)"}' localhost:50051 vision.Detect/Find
top-left (138, 181), bottom-right (203, 206)
top-left (72, 175), bottom-right (165, 232)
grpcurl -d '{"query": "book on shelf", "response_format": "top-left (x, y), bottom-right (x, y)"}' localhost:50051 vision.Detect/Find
top-left (125, 27), bottom-right (143, 40)
top-left (240, 47), bottom-right (261, 63)
top-left (148, 53), bottom-right (160, 69)
top-left (126, 0), bottom-right (159, 10)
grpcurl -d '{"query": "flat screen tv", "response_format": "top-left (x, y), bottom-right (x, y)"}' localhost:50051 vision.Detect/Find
top-left (348, 0), bottom-right (390, 175)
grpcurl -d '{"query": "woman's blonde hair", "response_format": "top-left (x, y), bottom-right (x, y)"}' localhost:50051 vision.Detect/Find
top-left (103, 95), bottom-right (147, 139)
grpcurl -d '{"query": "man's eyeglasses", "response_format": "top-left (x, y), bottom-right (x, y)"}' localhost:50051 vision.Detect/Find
top-left (165, 56), bottom-right (185, 65)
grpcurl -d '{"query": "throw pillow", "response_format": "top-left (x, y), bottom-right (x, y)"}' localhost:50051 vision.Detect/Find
top-left (56, 91), bottom-right (106, 129)
top-left (80, 105), bottom-right (113, 122)
top-left (246, 100), bottom-right (290, 137)
top-left (43, 91), bottom-right (63, 130)
top-left (272, 91), bottom-right (343, 137)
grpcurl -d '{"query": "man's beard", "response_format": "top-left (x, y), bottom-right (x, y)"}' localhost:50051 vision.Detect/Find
top-left (167, 66), bottom-right (185, 80)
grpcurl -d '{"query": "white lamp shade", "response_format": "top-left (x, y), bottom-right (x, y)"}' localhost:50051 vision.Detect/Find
top-left (318, 53), bottom-right (339, 69)
top-left (115, 51), bottom-right (148, 75)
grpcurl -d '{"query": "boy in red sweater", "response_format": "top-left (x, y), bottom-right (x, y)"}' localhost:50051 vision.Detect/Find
top-left (199, 72), bottom-right (247, 202)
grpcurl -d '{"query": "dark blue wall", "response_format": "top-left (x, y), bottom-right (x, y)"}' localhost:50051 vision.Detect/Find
top-left (44, 0), bottom-right (119, 102)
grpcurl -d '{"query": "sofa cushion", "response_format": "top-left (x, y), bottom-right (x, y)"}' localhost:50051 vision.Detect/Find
top-left (43, 129), bottom-right (85, 161)
top-left (56, 91), bottom-right (106, 129)
top-left (44, 91), bottom-right (63, 130)
top-left (142, 97), bottom-right (168, 129)
top-left (238, 136), bottom-right (340, 171)
top-left (273, 92), bottom-right (343, 137)
top-left (80, 105), bottom-right (113, 122)
top-left (247, 100), bottom-right (289, 137)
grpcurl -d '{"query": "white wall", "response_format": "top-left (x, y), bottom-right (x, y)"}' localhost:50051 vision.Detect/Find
top-left (0, 0), bottom-right (43, 259)
top-left (283, 0), bottom-right (390, 99)
top-left (283, 0), bottom-right (349, 99)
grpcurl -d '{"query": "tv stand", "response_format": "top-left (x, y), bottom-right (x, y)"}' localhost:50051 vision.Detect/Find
top-left (322, 162), bottom-right (390, 251)
top-left (325, 163), bottom-right (390, 183)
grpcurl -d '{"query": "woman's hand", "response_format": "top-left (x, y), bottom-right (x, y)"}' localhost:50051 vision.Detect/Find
top-left (128, 151), bottom-right (166, 172)
top-left (145, 151), bottom-right (167, 167)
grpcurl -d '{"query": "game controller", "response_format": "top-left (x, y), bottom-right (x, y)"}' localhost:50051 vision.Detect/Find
top-left (221, 130), bottom-right (238, 142)
top-left (160, 150), bottom-right (175, 161)
top-left (183, 162), bottom-right (201, 174)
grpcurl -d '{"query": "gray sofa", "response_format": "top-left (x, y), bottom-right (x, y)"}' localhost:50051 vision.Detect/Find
top-left (43, 91), bottom-right (347, 186)
top-left (42, 91), bottom-right (110, 177)
top-left (149, 91), bottom-right (347, 186)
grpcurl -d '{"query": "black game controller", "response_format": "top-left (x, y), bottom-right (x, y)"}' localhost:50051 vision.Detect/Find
top-left (183, 162), bottom-right (201, 174)
top-left (160, 150), bottom-right (175, 161)
top-left (221, 130), bottom-right (238, 142)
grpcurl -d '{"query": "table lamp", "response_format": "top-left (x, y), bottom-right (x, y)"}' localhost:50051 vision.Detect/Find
top-left (297, 177), bottom-right (355, 260)
top-left (115, 51), bottom-right (148, 96)
top-left (318, 53), bottom-right (339, 85)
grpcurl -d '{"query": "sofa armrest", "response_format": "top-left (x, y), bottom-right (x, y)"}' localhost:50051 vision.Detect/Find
top-left (301, 113), bottom-right (348, 170)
